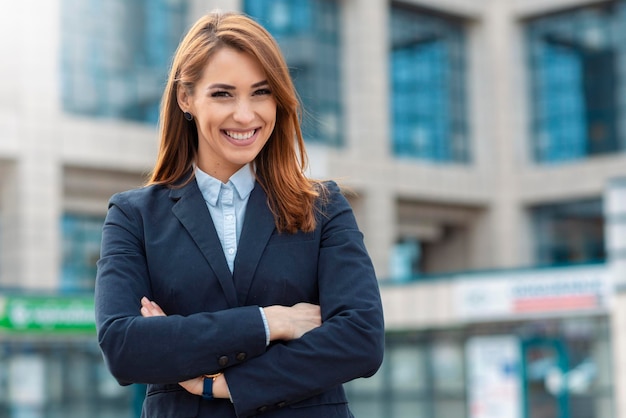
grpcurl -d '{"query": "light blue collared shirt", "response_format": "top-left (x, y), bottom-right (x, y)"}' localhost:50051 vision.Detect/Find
top-left (195, 164), bottom-right (256, 272)
top-left (195, 164), bottom-right (270, 345)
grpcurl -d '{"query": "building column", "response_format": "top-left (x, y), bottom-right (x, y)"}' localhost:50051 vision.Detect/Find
top-left (479, 0), bottom-right (529, 269)
top-left (16, 119), bottom-right (62, 290)
top-left (338, 0), bottom-right (392, 279)
top-left (606, 178), bottom-right (626, 418)
top-left (342, 0), bottom-right (390, 161)
top-left (11, 0), bottom-right (63, 290)
top-left (363, 187), bottom-right (396, 281)
top-left (0, 162), bottom-right (20, 286)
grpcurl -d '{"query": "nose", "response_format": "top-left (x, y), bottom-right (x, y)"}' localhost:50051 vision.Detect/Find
top-left (233, 99), bottom-right (255, 125)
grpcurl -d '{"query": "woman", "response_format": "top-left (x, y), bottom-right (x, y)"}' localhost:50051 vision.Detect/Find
top-left (95, 10), bottom-right (384, 418)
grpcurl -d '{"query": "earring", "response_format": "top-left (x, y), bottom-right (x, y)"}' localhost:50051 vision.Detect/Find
top-left (184, 111), bottom-right (194, 121)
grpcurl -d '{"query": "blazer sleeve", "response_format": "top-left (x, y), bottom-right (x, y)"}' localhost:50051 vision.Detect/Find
top-left (94, 191), bottom-right (268, 385)
top-left (225, 181), bottom-right (385, 417)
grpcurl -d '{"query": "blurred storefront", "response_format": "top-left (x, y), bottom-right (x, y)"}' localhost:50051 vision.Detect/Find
top-left (0, 267), bottom-right (618, 418)
top-left (359, 263), bottom-right (614, 418)
top-left (0, 294), bottom-right (134, 418)
top-left (345, 179), bottom-right (626, 418)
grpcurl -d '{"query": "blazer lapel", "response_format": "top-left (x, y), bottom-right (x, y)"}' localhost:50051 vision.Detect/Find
top-left (169, 181), bottom-right (238, 308)
top-left (233, 183), bottom-right (276, 305)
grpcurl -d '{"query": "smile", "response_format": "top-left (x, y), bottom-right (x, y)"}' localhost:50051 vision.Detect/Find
top-left (224, 129), bottom-right (257, 140)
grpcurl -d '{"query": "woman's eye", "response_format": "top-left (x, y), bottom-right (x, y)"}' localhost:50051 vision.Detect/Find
top-left (254, 88), bottom-right (272, 96)
top-left (211, 91), bottom-right (231, 98)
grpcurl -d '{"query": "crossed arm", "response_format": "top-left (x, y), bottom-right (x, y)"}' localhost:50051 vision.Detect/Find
top-left (139, 296), bottom-right (322, 399)
top-left (97, 183), bottom-right (384, 416)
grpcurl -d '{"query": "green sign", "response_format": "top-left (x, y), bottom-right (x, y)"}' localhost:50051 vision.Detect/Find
top-left (0, 295), bottom-right (95, 333)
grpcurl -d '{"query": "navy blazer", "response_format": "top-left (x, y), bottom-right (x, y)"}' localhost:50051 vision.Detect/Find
top-left (95, 178), bottom-right (384, 418)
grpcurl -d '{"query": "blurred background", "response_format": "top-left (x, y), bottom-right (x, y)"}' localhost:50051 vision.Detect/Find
top-left (1, 0), bottom-right (626, 417)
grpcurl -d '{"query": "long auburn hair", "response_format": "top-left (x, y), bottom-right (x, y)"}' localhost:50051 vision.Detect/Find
top-left (149, 11), bottom-right (324, 233)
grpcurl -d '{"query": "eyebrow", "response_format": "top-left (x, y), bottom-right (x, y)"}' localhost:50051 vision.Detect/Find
top-left (207, 80), bottom-right (269, 90)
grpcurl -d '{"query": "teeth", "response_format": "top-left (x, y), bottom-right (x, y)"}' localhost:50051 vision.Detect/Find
top-left (225, 129), bottom-right (256, 140)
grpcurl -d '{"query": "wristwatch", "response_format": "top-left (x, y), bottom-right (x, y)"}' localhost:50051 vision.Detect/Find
top-left (202, 373), bottom-right (222, 400)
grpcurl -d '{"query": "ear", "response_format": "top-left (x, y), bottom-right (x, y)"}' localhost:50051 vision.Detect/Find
top-left (177, 84), bottom-right (191, 113)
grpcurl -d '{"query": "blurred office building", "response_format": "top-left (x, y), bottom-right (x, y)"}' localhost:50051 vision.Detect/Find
top-left (1, 0), bottom-right (626, 417)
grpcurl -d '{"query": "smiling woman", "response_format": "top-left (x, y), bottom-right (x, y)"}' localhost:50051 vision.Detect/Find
top-left (149, 11), bottom-right (318, 234)
top-left (94, 10), bottom-right (384, 418)
top-left (178, 48), bottom-right (277, 183)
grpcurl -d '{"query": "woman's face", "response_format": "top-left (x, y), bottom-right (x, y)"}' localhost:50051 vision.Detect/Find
top-left (179, 47), bottom-right (277, 182)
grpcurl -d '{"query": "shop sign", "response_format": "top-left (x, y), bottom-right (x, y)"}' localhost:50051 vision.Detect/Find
top-left (0, 295), bottom-right (95, 333)
top-left (455, 265), bottom-right (610, 321)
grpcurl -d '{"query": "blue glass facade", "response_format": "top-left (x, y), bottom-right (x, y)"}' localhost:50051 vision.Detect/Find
top-left (60, 0), bottom-right (188, 124)
top-left (531, 199), bottom-right (605, 266)
top-left (527, 1), bottom-right (626, 163)
top-left (390, 5), bottom-right (469, 163)
top-left (61, 213), bottom-right (104, 291)
top-left (244, 0), bottom-right (343, 146)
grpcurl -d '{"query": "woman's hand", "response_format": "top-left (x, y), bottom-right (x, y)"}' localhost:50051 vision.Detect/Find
top-left (178, 376), bottom-right (205, 396)
top-left (140, 297), bottom-right (166, 317)
top-left (138, 297), bottom-right (322, 398)
top-left (139, 297), bottom-right (228, 398)
top-left (263, 302), bottom-right (322, 341)
top-left (141, 297), bottom-right (322, 342)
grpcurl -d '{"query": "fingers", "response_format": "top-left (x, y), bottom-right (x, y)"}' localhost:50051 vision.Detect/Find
top-left (292, 302), bottom-right (322, 322)
top-left (263, 303), bottom-right (321, 341)
top-left (289, 303), bottom-right (322, 339)
top-left (140, 296), bottom-right (167, 317)
top-left (179, 377), bottom-right (204, 396)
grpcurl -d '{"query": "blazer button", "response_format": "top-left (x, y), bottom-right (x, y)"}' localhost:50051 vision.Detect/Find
top-left (257, 405), bottom-right (268, 413)
top-left (236, 352), bottom-right (247, 362)
top-left (218, 356), bottom-right (229, 367)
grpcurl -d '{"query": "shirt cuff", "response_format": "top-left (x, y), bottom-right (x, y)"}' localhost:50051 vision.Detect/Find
top-left (258, 307), bottom-right (270, 346)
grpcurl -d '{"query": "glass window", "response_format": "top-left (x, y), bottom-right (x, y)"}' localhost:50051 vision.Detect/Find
top-left (0, 340), bottom-right (134, 418)
top-left (348, 402), bottom-right (385, 418)
top-left (244, 0), bottom-right (343, 146)
top-left (531, 199), bottom-right (605, 265)
top-left (432, 341), bottom-right (465, 392)
top-left (390, 346), bottom-right (427, 392)
top-left (520, 317), bottom-right (613, 418)
top-left (526, 2), bottom-right (626, 163)
top-left (389, 239), bottom-right (421, 282)
top-left (60, 0), bottom-right (188, 124)
top-left (348, 321), bottom-right (611, 418)
top-left (434, 400), bottom-right (466, 417)
top-left (346, 335), bottom-right (467, 418)
top-left (390, 5), bottom-right (469, 163)
top-left (394, 401), bottom-right (428, 418)
top-left (61, 213), bottom-right (104, 291)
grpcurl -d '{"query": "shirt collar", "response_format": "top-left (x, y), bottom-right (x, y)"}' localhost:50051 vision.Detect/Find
top-left (195, 164), bottom-right (256, 207)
